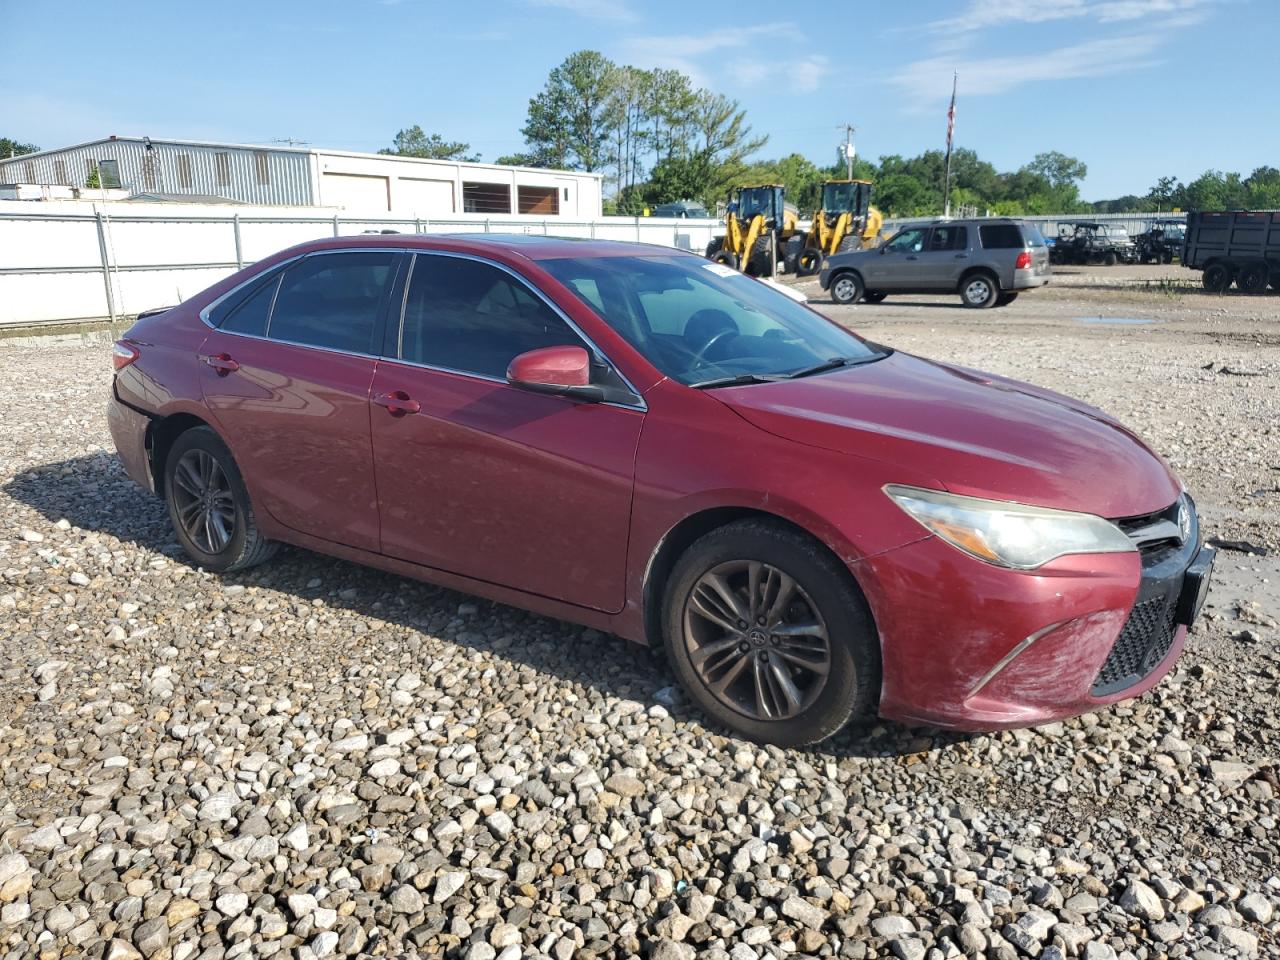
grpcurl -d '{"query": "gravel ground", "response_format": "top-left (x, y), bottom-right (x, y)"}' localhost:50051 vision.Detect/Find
top-left (1, 272), bottom-right (1279, 960)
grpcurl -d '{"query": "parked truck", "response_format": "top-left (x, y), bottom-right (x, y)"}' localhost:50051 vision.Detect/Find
top-left (1182, 210), bottom-right (1280, 293)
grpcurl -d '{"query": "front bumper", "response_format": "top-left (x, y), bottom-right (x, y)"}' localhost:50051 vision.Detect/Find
top-left (854, 503), bottom-right (1212, 730)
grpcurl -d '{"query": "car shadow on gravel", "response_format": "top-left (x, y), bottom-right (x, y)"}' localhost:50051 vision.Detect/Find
top-left (5, 453), bottom-right (976, 760)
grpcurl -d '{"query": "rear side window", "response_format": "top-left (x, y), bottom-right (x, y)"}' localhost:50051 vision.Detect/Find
top-left (979, 224), bottom-right (1025, 249)
top-left (269, 252), bottom-right (395, 353)
top-left (399, 255), bottom-right (586, 379)
top-left (929, 226), bottom-right (968, 251)
top-left (220, 275), bottom-right (279, 337)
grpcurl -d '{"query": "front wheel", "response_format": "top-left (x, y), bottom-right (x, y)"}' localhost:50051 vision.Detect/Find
top-left (1103, 251), bottom-right (1118, 266)
top-left (663, 520), bottom-right (878, 746)
top-left (830, 271), bottom-right (863, 305)
top-left (164, 426), bottom-right (277, 573)
top-left (960, 273), bottom-right (999, 308)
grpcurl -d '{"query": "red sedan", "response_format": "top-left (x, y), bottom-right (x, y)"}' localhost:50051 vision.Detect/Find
top-left (108, 235), bottom-right (1214, 745)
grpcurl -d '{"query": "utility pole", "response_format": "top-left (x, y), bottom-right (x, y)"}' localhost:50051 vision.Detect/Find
top-left (839, 124), bottom-right (856, 179)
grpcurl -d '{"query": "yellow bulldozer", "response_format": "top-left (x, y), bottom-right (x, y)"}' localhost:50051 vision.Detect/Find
top-left (705, 184), bottom-right (801, 277)
top-left (795, 179), bottom-right (883, 275)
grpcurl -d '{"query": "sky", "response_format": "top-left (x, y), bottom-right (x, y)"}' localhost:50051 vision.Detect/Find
top-left (1, 0), bottom-right (1274, 200)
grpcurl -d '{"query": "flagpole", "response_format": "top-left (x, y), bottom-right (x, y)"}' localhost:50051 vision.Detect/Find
top-left (944, 71), bottom-right (957, 217)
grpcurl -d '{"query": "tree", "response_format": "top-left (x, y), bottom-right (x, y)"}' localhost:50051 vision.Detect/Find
top-left (0, 137), bottom-right (38, 158)
top-left (521, 50), bottom-right (618, 172)
top-left (1025, 151), bottom-right (1088, 189)
top-left (1244, 166), bottom-right (1280, 208)
top-left (379, 126), bottom-right (478, 162)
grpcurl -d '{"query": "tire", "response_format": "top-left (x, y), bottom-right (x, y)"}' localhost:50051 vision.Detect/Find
top-left (164, 426), bottom-right (278, 573)
top-left (960, 272), bottom-right (999, 309)
top-left (712, 249), bottom-right (740, 270)
top-left (662, 519), bottom-right (878, 747)
top-left (745, 236), bottom-right (774, 277)
top-left (1162, 250), bottom-right (1174, 265)
top-left (1103, 251), bottom-right (1118, 266)
top-left (829, 270), bottom-right (863, 305)
top-left (705, 238), bottom-right (723, 259)
top-left (783, 236), bottom-right (804, 275)
top-left (1237, 261), bottom-right (1269, 294)
top-left (796, 247), bottom-right (824, 277)
top-left (996, 291), bottom-right (1019, 307)
top-left (836, 235), bottom-right (859, 253)
top-left (1202, 262), bottom-right (1233, 293)
top-left (862, 292), bottom-right (888, 304)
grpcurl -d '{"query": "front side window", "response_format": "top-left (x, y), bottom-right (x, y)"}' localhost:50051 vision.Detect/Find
top-left (400, 255), bottom-right (585, 378)
top-left (268, 252), bottom-right (395, 353)
top-left (541, 255), bottom-right (885, 386)
top-left (885, 228), bottom-right (926, 253)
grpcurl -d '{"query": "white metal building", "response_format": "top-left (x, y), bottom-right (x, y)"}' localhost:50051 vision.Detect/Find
top-left (0, 136), bottom-right (604, 218)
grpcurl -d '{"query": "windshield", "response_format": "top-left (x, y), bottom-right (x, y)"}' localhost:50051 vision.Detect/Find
top-left (737, 189), bottom-right (776, 221)
top-left (1104, 226), bottom-right (1130, 239)
top-left (822, 182), bottom-right (864, 214)
top-left (540, 255), bottom-right (886, 386)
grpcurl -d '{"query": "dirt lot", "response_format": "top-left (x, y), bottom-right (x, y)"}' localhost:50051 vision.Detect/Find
top-left (1, 265), bottom-right (1278, 960)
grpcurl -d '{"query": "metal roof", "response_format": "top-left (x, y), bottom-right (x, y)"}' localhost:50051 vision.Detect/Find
top-left (0, 136), bottom-right (604, 181)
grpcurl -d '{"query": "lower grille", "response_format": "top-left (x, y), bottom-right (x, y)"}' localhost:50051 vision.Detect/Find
top-left (1091, 596), bottom-right (1178, 696)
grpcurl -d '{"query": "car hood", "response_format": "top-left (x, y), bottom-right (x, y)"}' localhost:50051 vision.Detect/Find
top-left (714, 351), bottom-right (1181, 519)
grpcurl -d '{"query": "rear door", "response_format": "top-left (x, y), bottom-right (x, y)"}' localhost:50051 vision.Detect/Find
top-left (199, 250), bottom-right (401, 552)
top-left (863, 227), bottom-right (928, 290)
top-left (368, 252), bottom-right (644, 612)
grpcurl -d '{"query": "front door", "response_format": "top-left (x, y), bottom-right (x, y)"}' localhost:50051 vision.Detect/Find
top-left (199, 250), bottom-right (401, 552)
top-left (369, 253), bottom-right (644, 612)
top-left (863, 227), bottom-right (928, 290)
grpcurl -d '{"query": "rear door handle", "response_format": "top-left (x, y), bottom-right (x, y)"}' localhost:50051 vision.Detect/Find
top-left (905, 255), bottom-right (918, 261)
top-left (373, 390), bottom-right (421, 417)
top-left (201, 353), bottom-right (240, 375)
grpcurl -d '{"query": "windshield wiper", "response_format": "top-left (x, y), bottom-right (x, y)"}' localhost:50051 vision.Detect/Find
top-left (689, 372), bottom-right (785, 389)
top-left (784, 354), bottom-right (889, 379)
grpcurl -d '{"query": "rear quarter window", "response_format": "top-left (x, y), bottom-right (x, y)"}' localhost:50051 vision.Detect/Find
top-left (978, 224), bottom-right (1025, 249)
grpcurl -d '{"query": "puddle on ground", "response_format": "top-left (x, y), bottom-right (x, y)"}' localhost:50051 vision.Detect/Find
top-left (1076, 316), bottom-right (1156, 325)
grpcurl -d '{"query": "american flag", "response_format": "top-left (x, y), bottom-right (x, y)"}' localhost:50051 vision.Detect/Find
top-left (945, 74), bottom-right (957, 154)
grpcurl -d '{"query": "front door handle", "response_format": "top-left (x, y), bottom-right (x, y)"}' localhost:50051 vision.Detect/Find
top-left (954, 253), bottom-right (969, 259)
top-left (201, 353), bottom-right (240, 376)
top-left (373, 390), bottom-right (421, 417)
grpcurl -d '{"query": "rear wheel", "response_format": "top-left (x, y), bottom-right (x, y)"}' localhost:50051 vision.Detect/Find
top-left (1237, 261), bottom-right (1269, 294)
top-left (1103, 251), bottom-right (1118, 266)
top-left (1162, 250), bottom-right (1174, 264)
top-left (663, 520), bottom-right (878, 746)
top-left (830, 271), bottom-right (863, 305)
top-left (1202, 262), bottom-right (1233, 293)
top-left (164, 427), bottom-right (277, 573)
top-left (960, 272), bottom-right (999, 309)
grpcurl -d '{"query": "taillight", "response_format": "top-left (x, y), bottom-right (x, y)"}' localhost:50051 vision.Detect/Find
top-left (1015, 251), bottom-right (1032, 270)
top-left (112, 340), bottom-right (140, 371)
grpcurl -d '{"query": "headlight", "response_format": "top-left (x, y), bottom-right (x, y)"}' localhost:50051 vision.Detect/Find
top-left (884, 485), bottom-right (1136, 570)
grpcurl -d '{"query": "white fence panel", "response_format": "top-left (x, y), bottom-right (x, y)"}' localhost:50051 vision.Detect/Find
top-left (0, 204), bottom-right (727, 327)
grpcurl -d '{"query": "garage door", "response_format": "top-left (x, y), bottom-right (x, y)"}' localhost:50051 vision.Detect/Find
top-left (398, 177), bottom-right (455, 215)
top-left (321, 173), bottom-right (390, 212)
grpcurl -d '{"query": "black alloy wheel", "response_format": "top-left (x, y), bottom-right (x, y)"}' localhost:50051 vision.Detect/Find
top-left (662, 519), bottom-right (879, 746)
top-left (682, 559), bottom-right (831, 722)
top-left (170, 449), bottom-right (236, 554)
top-left (164, 426), bottom-right (277, 573)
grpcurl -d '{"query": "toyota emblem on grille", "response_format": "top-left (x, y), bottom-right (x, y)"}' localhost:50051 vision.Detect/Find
top-left (1177, 498), bottom-right (1192, 544)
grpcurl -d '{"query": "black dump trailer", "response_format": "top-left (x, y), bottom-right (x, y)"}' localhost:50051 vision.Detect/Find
top-left (1182, 210), bottom-right (1280, 293)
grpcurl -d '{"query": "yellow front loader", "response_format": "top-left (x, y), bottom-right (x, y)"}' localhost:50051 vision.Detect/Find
top-left (795, 180), bottom-right (882, 275)
top-left (705, 185), bottom-right (799, 277)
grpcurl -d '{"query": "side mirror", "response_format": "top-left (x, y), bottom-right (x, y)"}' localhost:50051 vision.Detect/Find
top-left (506, 345), bottom-right (604, 403)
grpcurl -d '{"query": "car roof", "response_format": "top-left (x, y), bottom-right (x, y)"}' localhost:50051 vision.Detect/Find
top-left (284, 233), bottom-right (696, 262)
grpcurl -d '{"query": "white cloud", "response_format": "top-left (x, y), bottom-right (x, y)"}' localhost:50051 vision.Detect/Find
top-left (615, 23), bottom-right (811, 88)
top-left (889, 34), bottom-right (1167, 106)
top-left (528, 0), bottom-right (638, 23)
top-left (927, 0), bottom-right (1211, 31)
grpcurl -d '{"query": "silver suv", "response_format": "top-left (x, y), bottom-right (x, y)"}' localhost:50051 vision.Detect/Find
top-left (819, 218), bottom-right (1052, 308)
